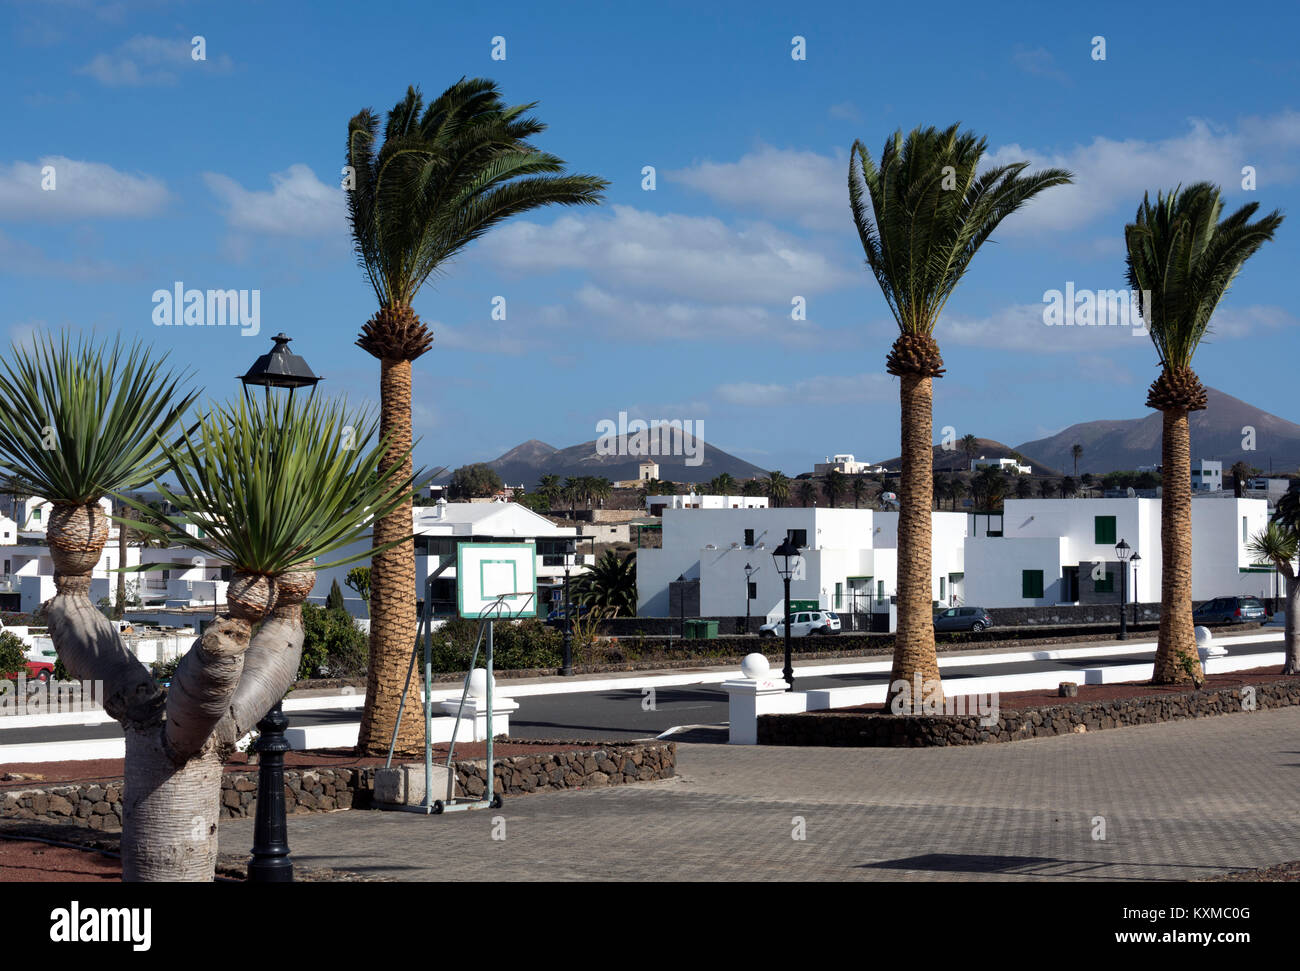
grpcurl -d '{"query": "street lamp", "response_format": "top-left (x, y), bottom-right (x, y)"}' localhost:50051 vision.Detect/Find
top-left (743, 563), bottom-right (758, 635)
top-left (1129, 551), bottom-right (1141, 628)
top-left (239, 333), bottom-right (321, 884)
top-left (561, 537), bottom-right (576, 676)
top-left (1115, 538), bottom-right (1133, 641)
top-left (772, 536), bottom-right (801, 690)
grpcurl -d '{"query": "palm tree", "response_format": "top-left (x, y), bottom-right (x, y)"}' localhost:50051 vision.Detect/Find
top-left (1038, 478), bottom-right (1056, 499)
top-left (1230, 460), bottom-right (1252, 498)
top-left (796, 481), bottom-right (817, 507)
top-left (949, 476), bottom-right (967, 511)
top-left (591, 476), bottom-right (612, 508)
top-left (959, 433), bottom-right (979, 469)
top-left (1071, 443), bottom-right (1083, 477)
top-left (823, 469), bottom-right (847, 508)
top-left (1248, 522), bottom-right (1298, 674)
top-left (851, 477), bottom-right (870, 508)
top-left (850, 124), bottom-right (1070, 705)
top-left (563, 477), bottom-right (581, 516)
top-left (931, 473), bottom-right (948, 511)
top-left (765, 470), bottom-right (790, 508)
top-left (571, 549), bottom-right (636, 617)
top-left (346, 80), bottom-right (607, 754)
top-left (537, 473), bottom-right (561, 509)
top-left (742, 478), bottom-right (766, 497)
top-left (1016, 477), bottom-right (1033, 500)
top-left (1124, 182), bottom-right (1282, 683)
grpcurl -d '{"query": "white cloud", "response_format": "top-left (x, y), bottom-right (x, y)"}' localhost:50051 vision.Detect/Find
top-left (1012, 46), bottom-right (1069, 83)
top-left (660, 112), bottom-right (1299, 238)
top-left (204, 164), bottom-right (345, 238)
top-left (0, 156), bottom-right (168, 219)
top-left (78, 35), bottom-right (234, 86)
top-left (0, 229), bottom-right (121, 280)
top-left (828, 102), bottom-right (862, 123)
top-left (715, 373), bottom-right (895, 407)
top-left (666, 146), bottom-right (849, 231)
top-left (479, 204), bottom-right (855, 303)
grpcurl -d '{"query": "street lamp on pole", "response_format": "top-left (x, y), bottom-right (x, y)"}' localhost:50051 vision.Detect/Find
top-left (1115, 538), bottom-right (1133, 641)
top-left (239, 333), bottom-right (321, 884)
top-left (561, 537), bottom-right (576, 676)
top-left (743, 562), bottom-right (757, 635)
top-left (772, 537), bottom-right (800, 690)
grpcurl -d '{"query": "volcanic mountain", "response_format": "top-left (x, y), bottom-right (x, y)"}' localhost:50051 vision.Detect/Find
top-left (467, 437), bottom-right (769, 487)
top-left (1014, 387), bottom-right (1300, 475)
top-left (876, 438), bottom-right (1061, 476)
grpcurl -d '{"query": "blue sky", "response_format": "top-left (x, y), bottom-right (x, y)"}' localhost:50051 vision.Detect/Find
top-left (4, 0), bottom-right (1299, 477)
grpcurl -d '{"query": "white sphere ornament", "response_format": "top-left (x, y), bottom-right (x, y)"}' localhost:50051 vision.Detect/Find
top-left (1194, 626), bottom-right (1212, 646)
top-left (740, 653), bottom-right (770, 680)
top-left (466, 668), bottom-right (495, 699)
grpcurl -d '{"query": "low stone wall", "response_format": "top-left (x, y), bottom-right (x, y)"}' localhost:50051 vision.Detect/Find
top-left (757, 679), bottom-right (1300, 747)
top-left (0, 741), bottom-right (676, 828)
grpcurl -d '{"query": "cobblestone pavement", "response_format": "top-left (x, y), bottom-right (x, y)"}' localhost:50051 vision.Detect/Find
top-left (218, 708), bottom-right (1300, 881)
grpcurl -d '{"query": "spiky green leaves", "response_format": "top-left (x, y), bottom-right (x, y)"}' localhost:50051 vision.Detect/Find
top-left (1248, 522), bottom-right (1299, 579)
top-left (0, 333), bottom-right (196, 505)
top-left (849, 123), bottom-right (1073, 345)
top-left (1124, 182), bottom-right (1284, 373)
top-left (125, 393), bottom-right (420, 576)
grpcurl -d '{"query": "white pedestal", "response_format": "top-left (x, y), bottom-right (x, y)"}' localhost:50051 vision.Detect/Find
top-left (439, 696), bottom-right (519, 741)
top-left (721, 677), bottom-right (809, 745)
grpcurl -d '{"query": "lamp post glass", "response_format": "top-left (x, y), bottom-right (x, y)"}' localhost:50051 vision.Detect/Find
top-left (743, 562), bottom-right (757, 635)
top-left (772, 537), bottom-right (800, 689)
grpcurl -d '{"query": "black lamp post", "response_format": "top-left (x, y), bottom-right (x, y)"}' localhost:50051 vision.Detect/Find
top-left (1115, 538), bottom-right (1133, 641)
top-left (772, 537), bottom-right (800, 690)
top-left (239, 333), bottom-right (321, 884)
top-left (1129, 552), bottom-right (1141, 627)
top-left (743, 563), bottom-right (757, 635)
top-left (561, 537), bottom-right (576, 676)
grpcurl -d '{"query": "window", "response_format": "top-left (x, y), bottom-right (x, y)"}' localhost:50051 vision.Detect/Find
top-left (877, 580), bottom-right (885, 599)
top-left (834, 582), bottom-right (842, 609)
top-left (744, 529), bottom-right (754, 547)
top-left (1095, 571), bottom-right (1115, 594)
top-left (1094, 516), bottom-right (1116, 544)
top-left (747, 582), bottom-right (756, 600)
top-left (939, 577), bottom-right (946, 600)
top-left (32, 507), bottom-right (41, 521)
top-left (1243, 516), bottom-right (1248, 543)
top-left (1022, 570), bottom-right (1044, 599)
top-left (787, 528), bottom-right (808, 547)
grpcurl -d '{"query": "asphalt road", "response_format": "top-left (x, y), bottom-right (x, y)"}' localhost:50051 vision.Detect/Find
top-left (0, 639), bottom-right (1283, 746)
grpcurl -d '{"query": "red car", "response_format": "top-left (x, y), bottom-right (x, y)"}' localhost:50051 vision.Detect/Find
top-left (2, 660), bottom-right (52, 683)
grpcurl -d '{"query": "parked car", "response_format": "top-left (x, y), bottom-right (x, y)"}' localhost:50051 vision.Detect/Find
top-left (759, 610), bottom-right (840, 637)
top-left (1, 659), bottom-right (53, 683)
top-left (545, 603), bottom-right (591, 625)
top-left (934, 606), bottom-right (994, 632)
top-left (1193, 596), bottom-right (1268, 624)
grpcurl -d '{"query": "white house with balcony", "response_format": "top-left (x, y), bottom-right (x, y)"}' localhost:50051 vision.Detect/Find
top-left (971, 456), bottom-right (1032, 475)
top-left (310, 499), bottom-right (591, 618)
top-left (1191, 459), bottom-right (1223, 492)
top-left (636, 507), bottom-right (967, 623)
top-left (645, 493), bottom-right (769, 515)
top-left (962, 497), bottom-right (1271, 608)
top-left (813, 454), bottom-right (878, 476)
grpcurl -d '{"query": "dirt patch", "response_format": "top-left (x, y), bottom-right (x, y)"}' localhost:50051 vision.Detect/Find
top-left (0, 834), bottom-right (119, 882)
top-left (1207, 860), bottom-right (1300, 882)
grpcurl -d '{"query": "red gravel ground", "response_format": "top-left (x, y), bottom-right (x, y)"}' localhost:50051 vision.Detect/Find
top-left (842, 665), bottom-right (1298, 713)
top-left (0, 837), bottom-right (119, 882)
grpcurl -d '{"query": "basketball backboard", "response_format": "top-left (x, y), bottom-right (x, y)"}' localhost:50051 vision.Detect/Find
top-left (456, 542), bottom-right (537, 618)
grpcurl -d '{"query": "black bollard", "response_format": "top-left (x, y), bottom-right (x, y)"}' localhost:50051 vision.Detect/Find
top-left (248, 701), bottom-right (293, 882)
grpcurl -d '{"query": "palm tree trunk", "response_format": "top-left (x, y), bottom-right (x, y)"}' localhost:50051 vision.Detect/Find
top-left (1282, 570), bottom-right (1298, 675)
top-left (1152, 408), bottom-right (1204, 683)
top-left (887, 374), bottom-right (942, 706)
top-left (357, 358), bottom-right (422, 755)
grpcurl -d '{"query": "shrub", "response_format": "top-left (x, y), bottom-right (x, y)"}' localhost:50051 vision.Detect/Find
top-left (0, 631), bottom-right (28, 678)
top-left (426, 616), bottom-right (562, 673)
top-left (299, 602), bottom-right (368, 679)
top-left (151, 655), bottom-right (183, 683)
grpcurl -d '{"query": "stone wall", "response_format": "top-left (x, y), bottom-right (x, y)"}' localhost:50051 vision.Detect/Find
top-left (0, 741), bottom-right (676, 828)
top-left (757, 679), bottom-right (1300, 747)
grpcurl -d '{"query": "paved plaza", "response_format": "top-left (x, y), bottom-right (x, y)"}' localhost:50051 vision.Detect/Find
top-left (218, 707), bottom-right (1300, 881)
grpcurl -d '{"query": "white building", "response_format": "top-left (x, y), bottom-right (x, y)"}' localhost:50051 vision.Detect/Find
top-left (638, 461), bottom-right (660, 481)
top-left (813, 454), bottom-right (878, 476)
top-left (962, 497), bottom-right (1271, 607)
top-left (310, 500), bottom-right (591, 618)
top-left (645, 493), bottom-right (769, 515)
top-left (1191, 459), bottom-right (1223, 492)
top-left (11, 496), bottom-right (117, 536)
top-left (971, 456), bottom-right (1032, 475)
top-left (636, 507), bottom-right (967, 621)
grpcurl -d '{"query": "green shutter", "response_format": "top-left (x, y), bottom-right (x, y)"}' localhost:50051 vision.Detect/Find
top-left (1094, 516), bottom-right (1116, 544)
top-left (1022, 570), bottom-right (1044, 599)
top-left (1095, 571), bottom-right (1114, 593)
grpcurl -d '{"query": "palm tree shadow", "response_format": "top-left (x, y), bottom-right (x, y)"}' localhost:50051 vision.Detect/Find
top-left (859, 853), bottom-right (1229, 880)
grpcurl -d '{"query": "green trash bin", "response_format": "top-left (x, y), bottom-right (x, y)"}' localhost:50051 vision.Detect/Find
top-left (683, 620), bottom-right (701, 639)
top-left (702, 620), bottom-right (719, 639)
